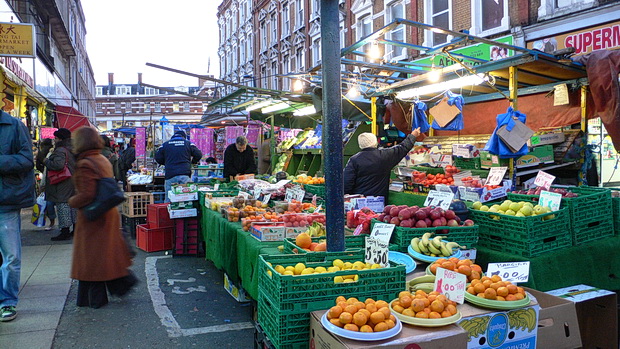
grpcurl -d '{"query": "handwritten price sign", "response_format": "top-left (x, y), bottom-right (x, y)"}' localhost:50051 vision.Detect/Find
top-left (486, 167), bottom-right (507, 186)
top-left (539, 190), bottom-right (562, 211)
top-left (369, 223), bottom-right (395, 244)
top-left (487, 262), bottom-right (530, 283)
top-left (365, 237), bottom-right (389, 267)
top-left (424, 190), bottom-right (454, 210)
top-left (434, 267), bottom-right (467, 304)
top-left (534, 171), bottom-right (556, 190)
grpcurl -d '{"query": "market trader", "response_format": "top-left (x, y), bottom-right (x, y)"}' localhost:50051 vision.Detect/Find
top-left (155, 130), bottom-right (202, 202)
top-left (223, 136), bottom-right (257, 181)
top-left (344, 128), bottom-right (422, 200)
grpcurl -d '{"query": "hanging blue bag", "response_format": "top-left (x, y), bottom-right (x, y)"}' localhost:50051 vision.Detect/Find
top-left (431, 91), bottom-right (465, 131)
top-left (484, 107), bottom-right (529, 158)
top-left (412, 101), bottom-right (430, 133)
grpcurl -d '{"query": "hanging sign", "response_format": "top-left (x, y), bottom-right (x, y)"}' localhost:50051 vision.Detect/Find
top-left (534, 171), bottom-right (555, 190)
top-left (135, 127), bottom-right (146, 158)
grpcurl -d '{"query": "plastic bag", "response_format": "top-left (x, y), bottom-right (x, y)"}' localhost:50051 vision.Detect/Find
top-left (431, 91), bottom-right (465, 131)
top-left (484, 107), bottom-right (529, 158)
top-left (31, 193), bottom-right (46, 227)
top-left (413, 101), bottom-right (430, 133)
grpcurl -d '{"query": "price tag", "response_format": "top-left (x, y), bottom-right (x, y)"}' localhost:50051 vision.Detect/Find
top-left (539, 190), bottom-right (562, 211)
top-left (369, 223), bottom-right (395, 244)
top-left (424, 190), bottom-right (454, 210)
top-left (460, 249), bottom-right (477, 260)
top-left (460, 190), bottom-right (480, 202)
top-left (253, 187), bottom-right (262, 199)
top-left (239, 191), bottom-right (251, 199)
top-left (353, 224), bottom-right (363, 236)
top-left (434, 267), bottom-right (467, 304)
top-left (487, 262), bottom-right (530, 283)
top-left (261, 193), bottom-right (272, 206)
top-left (285, 188), bottom-right (295, 202)
top-left (312, 195), bottom-right (317, 206)
top-left (364, 237), bottom-right (389, 267)
top-left (213, 183), bottom-right (220, 191)
top-left (294, 189), bottom-right (305, 202)
top-left (486, 167), bottom-right (507, 186)
top-left (534, 171), bottom-right (556, 190)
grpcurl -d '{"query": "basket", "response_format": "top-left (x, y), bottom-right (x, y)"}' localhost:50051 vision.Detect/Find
top-left (136, 224), bottom-right (173, 252)
top-left (477, 231), bottom-right (572, 258)
top-left (563, 187), bottom-right (614, 245)
top-left (122, 215), bottom-right (147, 239)
top-left (283, 235), bottom-right (399, 255)
top-left (147, 203), bottom-right (173, 229)
top-left (303, 184), bottom-right (325, 197)
top-left (258, 292), bottom-right (310, 349)
top-left (371, 219), bottom-right (479, 252)
top-left (173, 217), bottom-right (201, 256)
top-left (453, 157), bottom-right (481, 170)
top-left (152, 191), bottom-right (166, 204)
top-left (121, 192), bottom-right (154, 217)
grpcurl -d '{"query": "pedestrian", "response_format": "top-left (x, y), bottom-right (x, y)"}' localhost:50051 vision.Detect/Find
top-left (68, 126), bottom-right (137, 309)
top-left (223, 136), bottom-right (257, 181)
top-left (257, 132), bottom-right (272, 175)
top-left (100, 135), bottom-right (120, 181)
top-left (155, 130), bottom-right (202, 202)
top-left (0, 109), bottom-right (36, 321)
top-left (44, 128), bottom-right (77, 241)
top-left (118, 138), bottom-right (136, 190)
top-left (35, 138), bottom-right (57, 231)
top-left (344, 128), bottom-right (423, 200)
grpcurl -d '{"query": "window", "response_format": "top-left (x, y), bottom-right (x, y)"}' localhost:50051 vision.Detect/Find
top-left (144, 87), bottom-right (157, 95)
top-left (96, 87), bottom-right (103, 96)
top-left (271, 61), bottom-right (278, 89)
top-left (260, 21), bottom-right (267, 51)
top-left (96, 102), bottom-right (102, 111)
top-left (240, 38), bottom-right (246, 63)
top-left (357, 14), bottom-right (373, 61)
top-left (282, 4), bottom-right (290, 37)
top-left (261, 66), bottom-right (267, 88)
top-left (312, 38), bottom-right (321, 65)
top-left (270, 14), bottom-right (278, 43)
top-left (144, 103), bottom-right (150, 112)
top-left (296, 47), bottom-right (304, 71)
top-left (247, 38), bottom-right (252, 60)
top-left (155, 102), bottom-right (161, 112)
top-left (116, 86), bottom-right (131, 95)
top-left (233, 45), bottom-right (238, 69)
top-left (425, 0), bottom-right (452, 46)
top-left (282, 55), bottom-right (290, 90)
top-left (173, 102), bottom-right (179, 112)
top-left (537, 0), bottom-right (595, 20)
top-left (240, 1), bottom-right (245, 22)
top-left (312, 0), bottom-right (320, 17)
top-left (386, 1), bottom-right (406, 59)
top-left (184, 102), bottom-right (190, 112)
top-left (115, 102), bottom-right (120, 112)
top-left (470, 0), bottom-right (509, 36)
top-left (296, 0), bottom-right (304, 28)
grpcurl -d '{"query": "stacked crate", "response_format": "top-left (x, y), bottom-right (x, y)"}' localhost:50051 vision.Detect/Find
top-left (173, 217), bottom-right (201, 256)
top-left (136, 203), bottom-right (174, 252)
top-left (121, 192), bottom-right (153, 238)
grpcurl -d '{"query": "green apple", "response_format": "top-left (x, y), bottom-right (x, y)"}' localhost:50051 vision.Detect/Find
top-left (499, 201), bottom-right (511, 212)
top-left (480, 205), bottom-right (490, 212)
top-left (519, 206), bottom-right (533, 216)
top-left (505, 209), bottom-right (516, 216)
top-left (488, 207), bottom-right (499, 213)
top-left (509, 202), bottom-right (522, 212)
top-left (533, 205), bottom-right (545, 215)
top-left (515, 211), bottom-right (525, 217)
top-left (472, 201), bottom-right (483, 210)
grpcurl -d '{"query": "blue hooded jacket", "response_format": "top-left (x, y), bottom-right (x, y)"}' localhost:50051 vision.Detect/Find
top-left (0, 111), bottom-right (35, 211)
top-left (155, 131), bottom-right (203, 179)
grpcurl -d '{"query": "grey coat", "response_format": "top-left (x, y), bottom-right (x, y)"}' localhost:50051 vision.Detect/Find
top-left (44, 139), bottom-right (76, 203)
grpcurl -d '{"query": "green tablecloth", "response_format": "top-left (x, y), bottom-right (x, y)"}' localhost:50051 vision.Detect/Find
top-left (388, 191), bottom-right (427, 206)
top-left (475, 236), bottom-right (620, 292)
top-left (236, 232), bottom-right (281, 300)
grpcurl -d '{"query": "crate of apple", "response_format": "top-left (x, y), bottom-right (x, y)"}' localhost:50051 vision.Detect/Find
top-left (378, 205), bottom-right (474, 229)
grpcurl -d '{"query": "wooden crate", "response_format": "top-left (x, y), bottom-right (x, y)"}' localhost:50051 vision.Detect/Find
top-left (121, 192), bottom-right (154, 217)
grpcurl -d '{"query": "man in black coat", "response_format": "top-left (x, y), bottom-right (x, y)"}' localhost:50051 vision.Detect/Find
top-left (155, 130), bottom-right (202, 202)
top-left (223, 136), bottom-right (257, 181)
top-left (344, 128), bottom-right (421, 200)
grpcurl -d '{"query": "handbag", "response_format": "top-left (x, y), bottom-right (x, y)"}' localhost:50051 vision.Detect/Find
top-left (47, 148), bottom-right (72, 185)
top-left (82, 158), bottom-right (126, 221)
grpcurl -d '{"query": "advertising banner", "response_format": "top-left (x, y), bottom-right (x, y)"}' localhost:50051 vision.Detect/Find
top-left (526, 21), bottom-right (620, 55)
top-left (135, 127), bottom-right (146, 158)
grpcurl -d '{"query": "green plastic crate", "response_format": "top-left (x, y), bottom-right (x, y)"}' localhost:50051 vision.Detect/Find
top-left (258, 292), bottom-right (310, 349)
top-left (303, 184), bottom-right (325, 197)
top-left (469, 207), bottom-right (570, 242)
top-left (477, 230), bottom-right (573, 258)
top-left (506, 192), bottom-right (540, 204)
top-left (370, 219), bottom-right (479, 252)
top-left (258, 251), bottom-right (405, 313)
top-left (565, 187), bottom-right (614, 245)
top-left (453, 157), bottom-right (481, 170)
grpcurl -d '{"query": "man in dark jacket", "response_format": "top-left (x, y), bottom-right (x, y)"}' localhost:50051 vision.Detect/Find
top-left (223, 136), bottom-right (257, 181)
top-left (155, 130), bottom-right (202, 202)
top-left (0, 110), bottom-right (35, 321)
top-left (118, 138), bottom-right (136, 190)
top-left (344, 128), bottom-right (421, 200)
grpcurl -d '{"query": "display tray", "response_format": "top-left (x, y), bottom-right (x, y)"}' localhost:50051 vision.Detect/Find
top-left (425, 264), bottom-right (484, 279)
top-left (407, 244), bottom-right (462, 263)
top-left (320, 312), bottom-right (402, 341)
top-left (464, 291), bottom-right (531, 310)
top-left (388, 251), bottom-right (416, 274)
top-left (389, 300), bottom-right (462, 327)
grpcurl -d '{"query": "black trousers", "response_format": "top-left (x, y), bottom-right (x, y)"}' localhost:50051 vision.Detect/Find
top-left (76, 272), bottom-right (137, 309)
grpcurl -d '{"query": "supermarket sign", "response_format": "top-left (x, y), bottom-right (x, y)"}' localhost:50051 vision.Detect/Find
top-left (0, 22), bottom-right (35, 58)
top-left (526, 21), bottom-right (620, 56)
top-left (412, 35), bottom-right (514, 69)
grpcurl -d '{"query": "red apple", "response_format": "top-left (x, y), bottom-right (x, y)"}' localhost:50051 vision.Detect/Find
top-left (383, 205), bottom-right (394, 214)
top-left (415, 220), bottom-right (427, 228)
top-left (463, 219), bottom-right (474, 226)
top-left (390, 217), bottom-right (401, 226)
top-left (389, 207), bottom-right (400, 217)
top-left (400, 219), bottom-right (413, 227)
top-left (430, 210), bottom-right (441, 221)
top-left (447, 219), bottom-right (459, 227)
top-left (432, 219), bottom-right (443, 227)
top-left (444, 210), bottom-right (456, 220)
top-left (414, 210), bottom-right (427, 220)
top-left (398, 209), bottom-right (412, 220)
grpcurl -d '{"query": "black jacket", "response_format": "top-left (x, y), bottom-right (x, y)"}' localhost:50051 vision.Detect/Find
top-left (155, 135), bottom-right (202, 179)
top-left (223, 143), bottom-right (257, 179)
top-left (0, 111), bottom-right (35, 211)
top-left (119, 146), bottom-right (135, 172)
top-left (343, 134), bottom-right (416, 199)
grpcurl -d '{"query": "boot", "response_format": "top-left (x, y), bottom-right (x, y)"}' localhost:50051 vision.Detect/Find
top-left (51, 228), bottom-right (72, 241)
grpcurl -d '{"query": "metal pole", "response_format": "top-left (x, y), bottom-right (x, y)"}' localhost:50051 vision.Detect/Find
top-left (321, 0), bottom-right (344, 252)
top-left (371, 97), bottom-right (377, 135)
top-left (508, 66), bottom-right (518, 190)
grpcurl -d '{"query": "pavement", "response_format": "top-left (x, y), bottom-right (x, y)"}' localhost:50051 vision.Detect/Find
top-left (1, 210), bottom-right (255, 348)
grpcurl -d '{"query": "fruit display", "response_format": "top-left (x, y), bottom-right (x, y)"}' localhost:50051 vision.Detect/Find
top-left (427, 258), bottom-right (483, 282)
top-left (231, 196), bottom-right (266, 209)
top-left (414, 173), bottom-right (455, 187)
top-left (346, 207), bottom-right (379, 234)
top-left (294, 233), bottom-right (327, 251)
top-left (472, 200), bottom-right (555, 218)
top-left (466, 275), bottom-right (527, 301)
top-left (379, 205), bottom-right (474, 228)
top-left (272, 154), bottom-right (289, 174)
top-left (241, 212), bottom-right (282, 231)
top-left (443, 165), bottom-right (460, 176)
top-left (407, 274), bottom-right (438, 293)
top-left (512, 187), bottom-right (579, 197)
top-left (326, 296), bottom-right (397, 333)
top-left (294, 174), bottom-right (325, 185)
top-left (282, 213), bottom-right (326, 227)
top-left (273, 200), bottom-right (317, 214)
top-left (390, 289), bottom-right (458, 320)
top-left (270, 258), bottom-right (382, 280)
top-left (410, 233), bottom-right (462, 257)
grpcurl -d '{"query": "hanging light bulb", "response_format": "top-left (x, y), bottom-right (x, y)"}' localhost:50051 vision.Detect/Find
top-left (428, 64), bottom-right (441, 83)
top-left (347, 85), bottom-right (360, 98)
top-left (369, 42), bottom-right (382, 60)
top-left (293, 79), bottom-right (303, 92)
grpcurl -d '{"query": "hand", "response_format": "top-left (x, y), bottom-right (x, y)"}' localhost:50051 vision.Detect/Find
top-left (412, 127), bottom-right (421, 137)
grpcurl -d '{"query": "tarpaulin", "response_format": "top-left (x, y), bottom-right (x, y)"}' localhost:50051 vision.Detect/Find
top-left (54, 106), bottom-right (91, 132)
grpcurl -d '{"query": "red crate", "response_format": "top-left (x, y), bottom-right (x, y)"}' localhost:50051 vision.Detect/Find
top-left (136, 224), bottom-right (173, 252)
top-left (173, 218), bottom-right (200, 255)
top-left (147, 203), bottom-right (173, 229)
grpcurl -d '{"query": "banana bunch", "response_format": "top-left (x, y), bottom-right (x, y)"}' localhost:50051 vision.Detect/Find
top-left (408, 275), bottom-right (436, 293)
top-left (410, 232), bottom-right (461, 257)
top-left (507, 308), bottom-right (537, 333)
top-left (307, 221), bottom-right (326, 237)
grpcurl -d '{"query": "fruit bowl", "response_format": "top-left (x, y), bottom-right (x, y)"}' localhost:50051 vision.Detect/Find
top-left (425, 264), bottom-right (484, 280)
top-left (388, 251), bottom-right (416, 274)
top-left (407, 244), bottom-right (461, 263)
top-left (464, 292), bottom-right (531, 310)
top-left (320, 312), bottom-right (402, 341)
top-left (389, 300), bottom-right (462, 327)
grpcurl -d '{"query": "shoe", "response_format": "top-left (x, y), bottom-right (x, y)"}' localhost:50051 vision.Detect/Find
top-left (51, 231), bottom-right (72, 241)
top-left (0, 306), bottom-right (16, 322)
top-left (44, 225), bottom-right (55, 231)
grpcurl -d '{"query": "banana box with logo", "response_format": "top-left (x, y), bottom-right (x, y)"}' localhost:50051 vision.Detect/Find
top-left (250, 222), bottom-right (285, 241)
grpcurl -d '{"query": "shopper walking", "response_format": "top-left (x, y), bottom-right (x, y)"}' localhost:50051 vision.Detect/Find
top-left (119, 138), bottom-right (136, 190)
top-left (44, 128), bottom-right (77, 241)
top-left (223, 136), bottom-right (257, 181)
top-left (100, 135), bottom-right (120, 181)
top-left (155, 130), bottom-right (202, 202)
top-left (69, 126), bottom-right (137, 309)
top-left (35, 138), bottom-right (57, 231)
top-left (0, 109), bottom-right (35, 321)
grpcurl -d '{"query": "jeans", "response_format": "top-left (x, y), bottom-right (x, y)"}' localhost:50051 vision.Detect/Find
top-left (0, 209), bottom-right (21, 308)
top-left (164, 175), bottom-right (191, 203)
top-left (45, 200), bottom-right (56, 220)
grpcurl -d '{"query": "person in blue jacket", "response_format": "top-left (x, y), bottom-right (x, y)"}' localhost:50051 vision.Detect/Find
top-left (0, 110), bottom-right (35, 321)
top-left (155, 130), bottom-right (202, 202)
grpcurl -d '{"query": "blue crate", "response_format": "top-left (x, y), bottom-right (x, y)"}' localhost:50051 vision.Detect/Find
top-left (152, 191), bottom-right (166, 204)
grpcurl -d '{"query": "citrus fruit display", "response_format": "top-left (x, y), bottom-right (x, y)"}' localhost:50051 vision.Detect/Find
top-left (464, 275), bottom-right (531, 310)
top-left (326, 296), bottom-right (397, 333)
top-left (426, 258), bottom-right (483, 282)
top-left (389, 289), bottom-right (462, 327)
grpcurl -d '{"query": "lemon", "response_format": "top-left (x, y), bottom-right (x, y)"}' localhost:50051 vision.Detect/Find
top-left (285, 266), bottom-right (295, 273)
top-left (267, 262), bottom-right (272, 266)
top-left (315, 266), bottom-right (327, 273)
top-left (333, 259), bottom-right (344, 269)
top-left (301, 268), bottom-right (314, 275)
top-left (267, 270), bottom-right (273, 277)
top-left (294, 263), bottom-right (306, 275)
top-left (371, 264), bottom-right (382, 269)
top-left (344, 279), bottom-right (355, 283)
top-left (343, 274), bottom-right (356, 280)
top-left (275, 265), bottom-right (285, 274)
top-left (283, 270), bottom-right (294, 275)
top-left (343, 262), bottom-right (353, 270)
top-left (328, 266), bottom-right (340, 273)
top-left (334, 276), bottom-right (344, 283)
top-left (353, 261), bottom-right (365, 270)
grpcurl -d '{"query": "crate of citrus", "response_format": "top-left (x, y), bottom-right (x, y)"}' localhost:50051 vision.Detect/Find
top-left (259, 251), bottom-right (405, 313)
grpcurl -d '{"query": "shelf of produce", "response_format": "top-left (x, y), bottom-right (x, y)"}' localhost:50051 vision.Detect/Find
top-left (515, 161), bottom-right (577, 177)
top-left (291, 148), bottom-right (322, 155)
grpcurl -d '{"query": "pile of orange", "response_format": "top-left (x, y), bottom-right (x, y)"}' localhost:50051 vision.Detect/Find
top-left (467, 275), bottom-right (527, 301)
top-left (295, 176), bottom-right (326, 185)
top-left (327, 296), bottom-right (397, 333)
top-left (428, 258), bottom-right (483, 282)
top-left (391, 290), bottom-right (458, 319)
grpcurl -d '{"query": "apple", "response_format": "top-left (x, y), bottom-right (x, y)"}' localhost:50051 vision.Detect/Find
top-left (429, 210), bottom-right (441, 220)
top-left (415, 220), bottom-right (427, 228)
top-left (425, 218), bottom-right (432, 226)
top-left (383, 205), bottom-right (394, 214)
top-left (383, 215), bottom-right (391, 223)
top-left (439, 217), bottom-right (447, 226)
top-left (414, 210), bottom-right (427, 220)
top-left (377, 213), bottom-right (386, 222)
top-left (410, 205), bottom-right (420, 212)
top-left (447, 219), bottom-right (459, 227)
top-left (400, 219), bottom-right (413, 227)
top-left (432, 218), bottom-right (443, 227)
top-left (398, 209), bottom-right (412, 221)
top-left (463, 219), bottom-right (474, 226)
top-left (390, 217), bottom-right (401, 226)
top-left (444, 210), bottom-right (456, 220)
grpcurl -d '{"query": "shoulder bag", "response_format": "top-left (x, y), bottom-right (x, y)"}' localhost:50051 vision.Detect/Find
top-left (47, 148), bottom-right (72, 185)
top-left (82, 157), bottom-right (126, 221)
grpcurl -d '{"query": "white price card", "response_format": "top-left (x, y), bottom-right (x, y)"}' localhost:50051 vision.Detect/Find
top-left (253, 187), bottom-right (262, 199)
top-left (453, 145), bottom-right (472, 158)
top-left (261, 193), bottom-right (272, 206)
top-left (365, 237), bottom-right (389, 268)
top-left (353, 224), bottom-right (364, 236)
top-left (539, 191), bottom-right (562, 211)
top-left (534, 171), bottom-right (556, 190)
top-left (294, 189), bottom-right (306, 202)
top-left (213, 183), bottom-right (220, 191)
top-left (424, 190), bottom-right (455, 210)
top-left (434, 267), bottom-right (467, 304)
top-left (486, 167), bottom-right (508, 186)
top-left (486, 262), bottom-right (530, 283)
top-left (369, 223), bottom-right (395, 244)
top-left (460, 249), bottom-right (477, 260)
top-left (285, 188), bottom-right (295, 202)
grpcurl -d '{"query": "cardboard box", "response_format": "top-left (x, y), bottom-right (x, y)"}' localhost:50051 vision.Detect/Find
top-left (479, 151), bottom-right (511, 169)
top-left (285, 226), bottom-right (309, 239)
top-left (529, 132), bottom-right (565, 147)
top-left (458, 181), bottom-right (512, 203)
top-left (223, 273), bottom-right (250, 303)
top-left (457, 295), bottom-right (539, 348)
top-left (309, 310), bottom-right (469, 349)
top-left (171, 183), bottom-right (198, 194)
top-left (250, 222), bottom-right (285, 241)
top-left (169, 201), bottom-right (195, 210)
top-left (453, 144), bottom-right (480, 158)
top-left (515, 145), bottom-right (554, 168)
top-left (167, 207), bottom-right (198, 219)
top-left (546, 284), bottom-right (618, 349)
top-left (168, 191), bottom-right (198, 202)
top-left (352, 196), bottom-right (385, 212)
top-left (524, 288), bottom-right (582, 349)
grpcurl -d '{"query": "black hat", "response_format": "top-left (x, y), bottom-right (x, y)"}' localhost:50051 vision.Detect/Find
top-left (174, 130), bottom-right (187, 139)
top-left (53, 128), bottom-right (71, 140)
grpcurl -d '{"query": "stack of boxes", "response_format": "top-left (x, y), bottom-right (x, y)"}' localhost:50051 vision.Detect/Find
top-left (136, 203), bottom-right (174, 253)
top-left (120, 192), bottom-right (153, 238)
top-left (168, 184), bottom-right (201, 256)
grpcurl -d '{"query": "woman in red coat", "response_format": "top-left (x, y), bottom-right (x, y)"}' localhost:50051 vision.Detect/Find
top-left (68, 126), bottom-right (137, 308)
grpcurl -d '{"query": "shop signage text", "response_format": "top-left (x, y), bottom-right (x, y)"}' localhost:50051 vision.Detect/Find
top-left (0, 56), bottom-right (33, 88)
top-left (527, 21), bottom-right (620, 56)
top-left (0, 22), bottom-right (35, 58)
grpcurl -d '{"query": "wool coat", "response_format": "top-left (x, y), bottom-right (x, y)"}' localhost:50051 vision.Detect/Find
top-left (44, 139), bottom-right (76, 203)
top-left (69, 150), bottom-right (132, 281)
